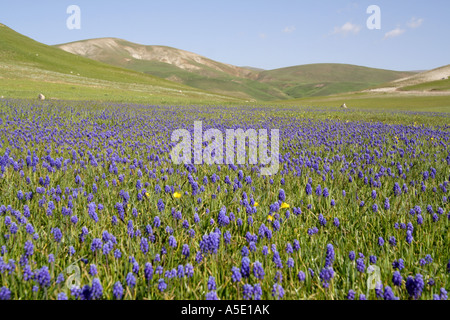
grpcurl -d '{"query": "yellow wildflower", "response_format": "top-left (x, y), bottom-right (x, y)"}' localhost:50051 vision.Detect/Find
top-left (267, 215), bottom-right (273, 222)
top-left (253, 202), bottom-right (259, 207)
top-left (173, 192), bottom-right (182, 199)
top-left (281, 202), bottom-right (290, 209)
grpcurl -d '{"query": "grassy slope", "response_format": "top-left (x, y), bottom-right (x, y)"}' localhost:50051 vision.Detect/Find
top-left (56, 39), bottom-right (288, 101)
top-left (277, 91), bottom-right (450, 113)
top-left (132, 60), bottom-right (288, 101)
top-left (2, 24), bottom-right (447, 111)
top-left (258, 63), bottom-right (416, 98)
top-left (0, 24), bottom-right (239, 104)
top-left (400, 78), bottom-right (450, 92)
top-left (57, 39), bottom-right (416, 101)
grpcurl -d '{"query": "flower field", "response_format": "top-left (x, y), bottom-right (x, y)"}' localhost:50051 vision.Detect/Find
top-left (0, 99), bottom-right (449, 300)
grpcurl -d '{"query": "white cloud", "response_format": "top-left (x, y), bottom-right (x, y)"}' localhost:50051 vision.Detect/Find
top-left (383, 27), bottom-right (406, 40)
top-left (331, 22), bottom-right (361, 36)
top-left (283, 26), bottom-right (296, 33)
top-left (407, 17), bottom-right (424, 29)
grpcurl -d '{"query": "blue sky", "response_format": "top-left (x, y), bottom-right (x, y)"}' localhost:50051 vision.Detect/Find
top-left (1, 0), bottom-right (449, 71)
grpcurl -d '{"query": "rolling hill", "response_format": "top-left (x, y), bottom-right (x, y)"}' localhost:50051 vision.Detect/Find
top-left (275, 65), bottom-right (450, 112)
top-left (370, 64), bottom-right (450, 92)
top-left (56, 38), bottom-right (416, 101)
top-left (2, 23), bottom-right (440, 107)
top-left (0, 23), bottom-right (237, 104)
top-left (56, 38), bottom-right (288, 101)
top-left (256, 63), bottom-right (416, 98)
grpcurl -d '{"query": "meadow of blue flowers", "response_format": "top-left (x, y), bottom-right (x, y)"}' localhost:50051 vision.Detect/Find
top-left (0, 99), bottom-right (449, 300)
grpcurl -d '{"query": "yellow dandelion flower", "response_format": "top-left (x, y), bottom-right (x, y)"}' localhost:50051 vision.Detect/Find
top-left (173, 192), bottom-right (182, 199)
top-left (267, 215), bottom-right (273, 222)
top-left (253, 202), bottom-right (259, 207)
top-left (145, 192), bottom-right (150, 198)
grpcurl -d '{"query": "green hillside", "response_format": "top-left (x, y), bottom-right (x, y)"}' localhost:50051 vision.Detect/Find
top-left (56, 38), bottom-right (288, 101)
top-left (0, 23), bottom-right (237, 104)
top-left (257, 63), bottom-right (416, 98)
top-left (400, 78), bottom-right (450, 91)
top-left (3, 23), bottom-right (441, 108)
top-left (129, 60), bottom-right (288, 101)
top-left (268, 63), bottom-right (450, 112)
top-left (57, 39), bottom-right (415, 101)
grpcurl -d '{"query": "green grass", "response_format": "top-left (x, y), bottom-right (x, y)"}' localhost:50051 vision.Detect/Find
top-left (0, 23), bottom-right (239, 104)
top-left (282, 82), bottom-right (376, 99)
top-left (0, 78), bottom-right (238, 105)
top-left (401, 78), bottom-right (450, 92)
top-left (278, 92), bottom-right (450, 113)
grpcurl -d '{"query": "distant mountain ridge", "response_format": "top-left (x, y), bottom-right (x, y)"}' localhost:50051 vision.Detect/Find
top-left (57, 38), bottom-right (288, 101)
top-left (56, 38), bottom-right (418, 100)
top-left (58, 38), bottom-right (257, 79)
